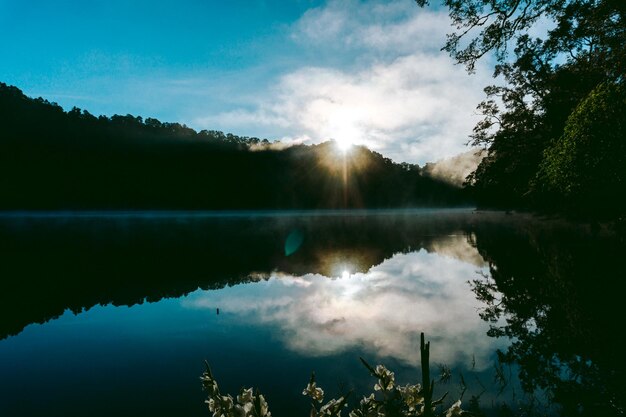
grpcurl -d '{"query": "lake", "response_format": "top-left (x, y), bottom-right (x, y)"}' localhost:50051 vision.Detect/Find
top-left (0, 209), bottom-right (623, 416)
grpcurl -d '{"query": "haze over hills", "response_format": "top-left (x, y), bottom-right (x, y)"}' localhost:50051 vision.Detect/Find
top-left (0, 82), bottom-right (471, 210)
top-left (421, 149), bottom-right (485, 187)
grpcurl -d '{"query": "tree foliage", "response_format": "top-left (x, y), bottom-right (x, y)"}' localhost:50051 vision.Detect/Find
top-left (418, 0), bottom-right (626, 217)
top-left (533, 81), bottom-right (626, 213)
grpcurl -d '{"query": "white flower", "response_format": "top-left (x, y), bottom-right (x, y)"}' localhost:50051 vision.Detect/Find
top-left (445, 400), bottom-right (463, 417)
top-left (207, 395), bottom-right (235, 417)
top-left (237, 388), bottom-right (254, 405)
top-left (319, 398), bottom-right (341, 416)
top-left (398, 383), bottom-right (424, 411)
top-left (360, 394), bottom-right (375, 406)
top-left (302, 381), bottom-right (325, 403)
top-left (373, 365), bottom-right (395, 391)
top-left (206, 398), bottom-right (217, 412)
top-left (221, 395), bottom-right (234, 408)
top-left (201, 375), bottom-right (219, 395)
top-left (258, 394), bottom-right (271, 417)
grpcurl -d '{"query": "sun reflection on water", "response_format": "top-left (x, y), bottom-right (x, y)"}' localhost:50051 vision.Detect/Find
top-left (183, 237), bottom-right (507, 370)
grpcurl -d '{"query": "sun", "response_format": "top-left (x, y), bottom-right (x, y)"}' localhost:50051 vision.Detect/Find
top-left (334, 137), bottom-right (353, 153)
top-left (327, 113), bottom-right (359, 153)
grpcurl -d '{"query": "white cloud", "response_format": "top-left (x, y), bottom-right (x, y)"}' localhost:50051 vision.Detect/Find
top-left (194, 0), bottom-right (492, 164)
top-left (292, 0), bottom-right (450, 55)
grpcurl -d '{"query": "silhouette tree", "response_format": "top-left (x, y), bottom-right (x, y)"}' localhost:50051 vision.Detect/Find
top-left (533, 81), bottom-right (626, 215)
top-left (418, 0), bottom-right (626, 218)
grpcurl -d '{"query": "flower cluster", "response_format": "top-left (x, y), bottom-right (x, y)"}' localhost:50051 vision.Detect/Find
top-left (397, 383), bottom-right (424, 412)
top-left (346, 360), bottom-right (428, 417)
top-left (200, 362), bottom-right (271, 417)
top-left (303, 372), bottom-right (349, 416)
top-left (347, 394), bottom-right (377, 417)
top-left (301, 359), bottom-right (465, 417)
top-left (316, 396), bottom-right (349, 416)
top-left (203, 360), bottom-right (465, 417)
top-left (373, 365), bottom-right (395, 392)
top-left (302, 380), bottom-right (325, 403)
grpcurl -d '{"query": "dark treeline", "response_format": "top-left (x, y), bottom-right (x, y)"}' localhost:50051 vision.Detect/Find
top-left (417, 0), bottom-right (626, 219)
top-left (0, 83), bottom-right (468, 210)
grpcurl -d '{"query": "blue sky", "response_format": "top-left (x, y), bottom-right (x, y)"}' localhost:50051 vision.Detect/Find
top-left (1, 0), bottom-right (492, 164)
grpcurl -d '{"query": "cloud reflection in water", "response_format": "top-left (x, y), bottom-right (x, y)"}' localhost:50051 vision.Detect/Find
top-left (183, 234), bottom-right (505, 370)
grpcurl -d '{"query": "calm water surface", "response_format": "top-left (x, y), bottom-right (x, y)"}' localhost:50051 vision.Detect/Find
top-left (0, 209), bottom-right (623, 416)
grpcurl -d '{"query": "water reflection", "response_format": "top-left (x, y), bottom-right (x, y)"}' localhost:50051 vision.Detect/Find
top-left (470, 222), bottom-right (626, 416)
top-left (423, 233), bottom-right (486, 267)
top-left (0, 210), bottom-right (623, 416)
top-left (184, 246), bottom-right (502, 370)
top-left (0, 209), bottom-right (488, 339)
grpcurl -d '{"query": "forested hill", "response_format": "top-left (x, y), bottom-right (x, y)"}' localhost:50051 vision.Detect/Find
top-left (0, 83), bottom-right (469, 210)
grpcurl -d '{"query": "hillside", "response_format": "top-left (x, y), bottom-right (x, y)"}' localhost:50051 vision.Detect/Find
top-left (0, 82), bottom-right (470, 210)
